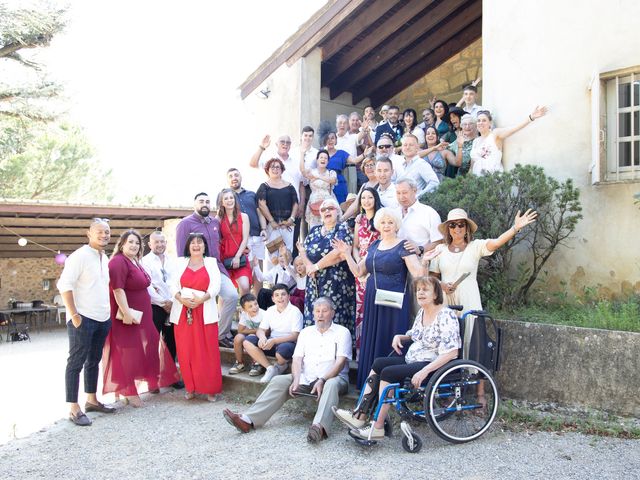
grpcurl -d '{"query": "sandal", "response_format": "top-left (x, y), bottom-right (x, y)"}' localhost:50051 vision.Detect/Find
top-left (306, 424), bottom-right (327, 444)
top-left (185, 391), bottom-right (195, 400)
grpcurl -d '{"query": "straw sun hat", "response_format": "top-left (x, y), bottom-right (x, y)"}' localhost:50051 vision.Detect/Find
top-left (437, 208), bottom-right (478, 235)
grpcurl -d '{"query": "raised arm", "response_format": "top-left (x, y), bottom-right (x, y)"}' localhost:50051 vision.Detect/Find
top-left (332, 238), bottom-right (367, 277)
top-left (249, 134), bottom-right (271, 168)
top-left (493, 106), bottom-right (548, 141)
top-left (486, 209), bottom-right (538, 252)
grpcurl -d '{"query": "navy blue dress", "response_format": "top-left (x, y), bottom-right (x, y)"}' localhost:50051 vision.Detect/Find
top-left (357, 239), bottom-right (413, 389)
top-left (327, 149), bottom-right (350, 203)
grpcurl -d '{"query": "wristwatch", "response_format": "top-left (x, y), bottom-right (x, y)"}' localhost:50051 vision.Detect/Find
top-left (418, 246), bottom-right (425, 255)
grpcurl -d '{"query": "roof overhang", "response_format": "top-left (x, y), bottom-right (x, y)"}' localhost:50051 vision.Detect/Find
top-left (0, 201), bottom-right (191, 258)
top-left (240, 0), bottom-right (482, 107)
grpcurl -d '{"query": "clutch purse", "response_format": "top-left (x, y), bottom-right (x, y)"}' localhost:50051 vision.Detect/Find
top-left (223, 255), bottom-right (247, 269)
top-left (266, 235), bottom-right (284, 254)
top-left (373, 289), bottom-right (405, 310)
top-left (116, 307), bottom-right (143, 325)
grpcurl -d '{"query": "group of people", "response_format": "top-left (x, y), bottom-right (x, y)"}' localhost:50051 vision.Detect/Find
top-left (58, 82), bottom-right (542, 443)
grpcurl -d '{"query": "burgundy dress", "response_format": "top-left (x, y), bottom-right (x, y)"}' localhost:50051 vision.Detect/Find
top-left (174, 266), bottom-right (222, 395)
top-left (355, 214), bottom-right (380, 355)
top-left (219, 214), bottom-right (252, 288)
top-left (102, 254), bottom-right (179, 396)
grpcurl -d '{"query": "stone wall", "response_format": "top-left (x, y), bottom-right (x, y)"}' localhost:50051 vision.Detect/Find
top-left (0, 258), bottom-right (64, 307)
top-left (385, 38), bottom-right (482, 110)
top-left (496, 319), bottom-right (639, 416)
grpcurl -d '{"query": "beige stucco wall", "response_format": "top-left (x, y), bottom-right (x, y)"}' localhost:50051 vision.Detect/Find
top-left (484, 0), bottom-right (640, 297)
top-left (386, 38), bottom-right (483, 110)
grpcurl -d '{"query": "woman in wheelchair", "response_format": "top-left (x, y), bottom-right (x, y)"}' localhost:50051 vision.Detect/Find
top-left (333, 276), bottom-right (461, 440)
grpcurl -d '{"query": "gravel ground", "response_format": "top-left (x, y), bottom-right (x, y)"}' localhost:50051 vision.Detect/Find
top-left (1, 330), bottom-right (639, 479)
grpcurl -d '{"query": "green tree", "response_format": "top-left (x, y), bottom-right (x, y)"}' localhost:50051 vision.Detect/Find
top-left (0, 1), bottom-right (113, 201)
top-left (421, 164), bottom-right (583, 308)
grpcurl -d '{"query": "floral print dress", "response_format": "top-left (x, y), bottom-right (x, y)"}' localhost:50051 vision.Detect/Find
top-left (404, 308), bottom-right (461, 363)
top-left (354, 214), bottom-right (379, 355)
top-left (303, 222), bottom-right (356, 342)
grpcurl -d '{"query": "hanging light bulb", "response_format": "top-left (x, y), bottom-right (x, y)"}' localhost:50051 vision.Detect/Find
top-left (18, 237), bottom-right (28, 247)
top-left (55, 251), bottom-right (67, 265)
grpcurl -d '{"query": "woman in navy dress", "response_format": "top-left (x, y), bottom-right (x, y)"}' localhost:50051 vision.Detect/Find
top-left (321, 131), bottom-right (359, 204)
top-left (335, 207), bottom-right (434, 388)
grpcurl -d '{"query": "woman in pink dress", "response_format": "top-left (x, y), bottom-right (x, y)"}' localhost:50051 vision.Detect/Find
top-left (103, 230), bottom-right (179, 407)
top-left (352, 187), bottom-right (382, 357)
top-left (217, 188), bottom-right (252, 295)
top-left (170, 233), bottom-right (222, 401)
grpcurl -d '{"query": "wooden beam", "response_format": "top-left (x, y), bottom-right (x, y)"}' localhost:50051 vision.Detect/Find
top-left (239, 0), bottom-right (363, 99)
top-left (322, 0), bottom-right (434, 87)
top-left (319, 0), bottom-right (400, 61)
top-left (352, 1), bottom-right (482, 104)
top-left (286, 0), bottom-right (369, 67)
top-left (0, 203), bottom-right (190, 218)
top-left (329, 0), bottom-right (469, 97)
top-left (368, 18), bottom-right (482, 107)
top-left (0, 217), bottom-right (164, 228)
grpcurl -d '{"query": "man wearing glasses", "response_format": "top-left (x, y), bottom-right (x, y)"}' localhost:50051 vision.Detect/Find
top-left (57, 218), bottom-right (116, 426)
top-left (141, 231), bottom-right (184, 388)
top-left (375, 133), bottom-right (404, 181)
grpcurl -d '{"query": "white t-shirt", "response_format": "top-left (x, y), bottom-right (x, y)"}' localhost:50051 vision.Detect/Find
top-left (336, 132), bottom-right (358, 158)
top-left (259, 302), bottom-right (303, 339)
top-left (376, 183), bottom-right (399, 208)
top-left (239, 309), bottom-right (264, 330)
top-left (293, 323), bottom-right (352, 384)
top-left (291, 146), bottom-right (319, 185)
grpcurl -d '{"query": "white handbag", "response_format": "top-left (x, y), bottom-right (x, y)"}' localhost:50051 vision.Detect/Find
top-left (372, 245), bottom-right (407, 310)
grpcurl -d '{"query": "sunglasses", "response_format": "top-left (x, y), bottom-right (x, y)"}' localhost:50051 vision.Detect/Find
top-left (320, 206), bottom-right (337, 213)
top-left (377, 144), bottom-right (393, 149)
top-left (448, 222), bottom-right (467, 229)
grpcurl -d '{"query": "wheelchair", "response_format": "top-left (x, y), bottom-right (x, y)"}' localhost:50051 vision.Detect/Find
top-left (349, 308), bottom-right (501, 453)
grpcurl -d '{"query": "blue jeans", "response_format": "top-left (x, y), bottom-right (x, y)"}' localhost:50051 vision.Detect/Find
top-left (65, 316), bottom-right (111, 403)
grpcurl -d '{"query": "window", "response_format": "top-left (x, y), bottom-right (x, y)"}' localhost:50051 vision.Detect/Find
top-left (594, 67), bottom-right (640, 183)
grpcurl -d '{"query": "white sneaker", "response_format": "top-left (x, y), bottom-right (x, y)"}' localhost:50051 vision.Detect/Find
top-left (350, 424), bottom-right (385, 441)
top-left (260, 365), bottom-right (280, 384)
top-left (332, 406), bottom-right (367, 429)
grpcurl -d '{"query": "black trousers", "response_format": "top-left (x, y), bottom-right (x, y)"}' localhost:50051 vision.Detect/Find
top-left (151, 305), bottom-right (176, 361)
top-left (371, 356), bottom-right (430, 384)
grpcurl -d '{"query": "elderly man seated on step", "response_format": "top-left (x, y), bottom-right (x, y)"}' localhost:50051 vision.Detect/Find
top-left (223, 297), bottom-right (352, 444)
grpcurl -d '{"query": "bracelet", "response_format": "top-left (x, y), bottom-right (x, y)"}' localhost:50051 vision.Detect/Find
top-left (318, 377), bottom-right (326, 383)
top-left (512, 226), bottom-right (518, 235)
top-left (288, 217), bottom-right (295, 223)
top-left (528, 114), bottom-right (534, 122)
top-left (259, 145), bottom-right (266, 151)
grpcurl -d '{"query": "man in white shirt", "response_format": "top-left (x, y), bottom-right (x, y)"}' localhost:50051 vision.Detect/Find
top-left (57, 219), bottom-right (115, 426)
top-left (456, 82), bottom-right (484, 118)
top-left (395, 177), bottom-right (444, 255)
top-left (395, 134), bottom-right (439, 197)
top-left (223, 297), bottom-right (352, 443)
top-left (375, 157), bottom-right (399, 209)
top-left (291, 126), bottom-right (319, 176)
top-left (336, 114), bottom-right (361, 195)
top-left (141, 231), bottom-right (184, 389)
top-left (375, 133), bottom-right (404, 181)
top-left (242, 284), bottom-right (303, 383)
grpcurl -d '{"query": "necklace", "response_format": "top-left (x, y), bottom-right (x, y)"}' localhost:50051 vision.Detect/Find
top-left (451, 243), bottom-right (465, 253)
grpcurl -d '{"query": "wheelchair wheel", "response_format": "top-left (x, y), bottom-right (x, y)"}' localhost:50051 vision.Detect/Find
top-left (424, 359), bottom-right (499, 444)
top-left (401, 431), bottom-right (423, 453)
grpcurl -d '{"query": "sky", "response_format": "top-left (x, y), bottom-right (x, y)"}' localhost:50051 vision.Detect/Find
top-left (37, 0), bottom-right (326, 206)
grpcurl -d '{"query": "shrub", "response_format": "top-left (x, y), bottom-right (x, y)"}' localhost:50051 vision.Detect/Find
top-left (421, 164), bottom-right (583, 308)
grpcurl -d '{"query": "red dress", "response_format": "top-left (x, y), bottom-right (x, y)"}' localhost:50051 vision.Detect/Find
top-left (355, 214), bottom-right (380, 355)
top-left (219, 214), bottom-right (252, 288)
top-left (103, 254), bottom-right (179, 396)
top-left (174, 266), bottom-right (222, 395)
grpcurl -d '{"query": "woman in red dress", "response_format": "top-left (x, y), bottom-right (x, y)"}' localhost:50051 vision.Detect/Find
top-left (170, 233), bottom-right (222, 401)
top-left (352, 187), bottom-right (382, 358)
top-left (103, 230), bottom-right (179, 407)
top-left (217, 188), bottom-right (252, 295)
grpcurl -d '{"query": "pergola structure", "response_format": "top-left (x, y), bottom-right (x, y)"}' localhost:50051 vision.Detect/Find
top-left (0, 201), bottom-right (191, 258)
top-left (240, 0), bottom-right (482, 107)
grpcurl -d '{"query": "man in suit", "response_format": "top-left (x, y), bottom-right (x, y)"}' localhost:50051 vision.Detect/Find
top-left (374, 105), bottom-right (404, 146)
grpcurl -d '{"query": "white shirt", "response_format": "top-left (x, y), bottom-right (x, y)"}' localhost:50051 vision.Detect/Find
top-left (336, 132), bottom-right (358, 157)
top-left (376, 183), bottom-right (399, 208)
top-left (56, 245), bottom-right (110, 322)
top-left (258, 151), bottom-right (304, 199)
top-left (259, 302), bottom-right (303, 339)
top-left (396, 201), bottom-right (443, 246)
top-left (396, 155), bottom-right (440, 197)
top-left (141, 252), bottom-right (176, 306)
top-left (388, 153), bottom-right (405, 182)
top-left (291, 146), bottom-right (319, 185)
top-left (239, 309), bottom-right (264, 329)
top-left (293, 322), bottom-right (352, 385)
top-left (252, 264), bottom-right (295, 289)
top-left (464, 104), bottom-right (484, 118)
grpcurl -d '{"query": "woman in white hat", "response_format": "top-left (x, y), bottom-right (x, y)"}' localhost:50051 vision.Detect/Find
top-left (428, 208), bottom-right (537, 357)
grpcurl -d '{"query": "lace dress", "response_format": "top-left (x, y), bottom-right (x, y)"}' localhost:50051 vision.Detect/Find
top-left (305, 168), bottom-right (337, 227)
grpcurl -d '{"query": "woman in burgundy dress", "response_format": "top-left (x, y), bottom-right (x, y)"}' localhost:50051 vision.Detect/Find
top-left (103, 230), bottom-right (179, 407)
top-left (170, 233), bottom-right (222, 401)
top-left (217, 188), bottom-right (252, 295)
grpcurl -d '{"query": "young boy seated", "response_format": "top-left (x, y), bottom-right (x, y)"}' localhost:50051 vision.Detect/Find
top-left (229, 293), bottom-right (264, 375)
top-left (243, 283), bottom-right (303, 383)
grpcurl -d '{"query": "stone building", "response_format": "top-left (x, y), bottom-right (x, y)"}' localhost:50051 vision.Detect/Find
top-left (239, 0), bottom-right (638, 297)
